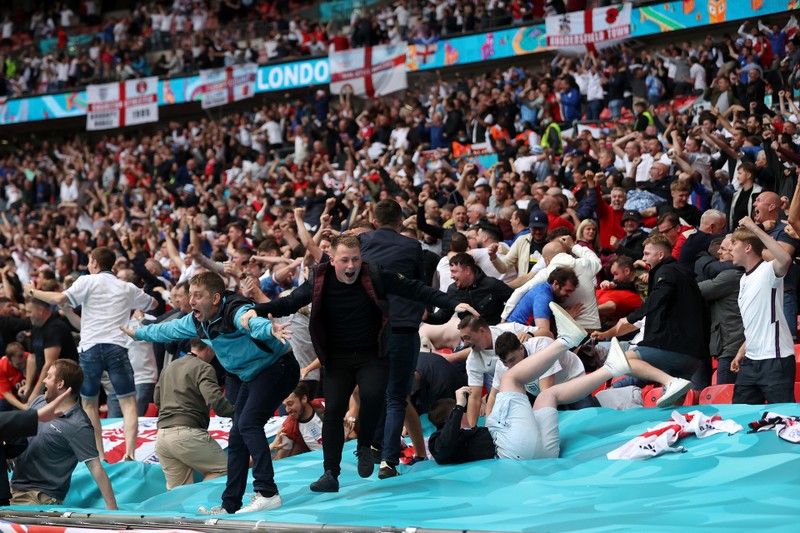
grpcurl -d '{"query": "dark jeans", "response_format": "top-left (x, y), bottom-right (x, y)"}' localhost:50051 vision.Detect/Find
top-left (716, 356), bottom-right (736, 385)
top-left (221, 353), bottom-right (299, 512)
top-left (374, 331), bottom-right (420, 465)
top-left (322, 351), bottom-right (388, 476)
top-left (783, 291), bottom-right (797, 341)
top-left (733, 356), bottom-right (796, 405)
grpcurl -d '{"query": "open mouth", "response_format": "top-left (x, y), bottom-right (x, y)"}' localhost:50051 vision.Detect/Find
top-left (345, 271), bottom-right (356, 280)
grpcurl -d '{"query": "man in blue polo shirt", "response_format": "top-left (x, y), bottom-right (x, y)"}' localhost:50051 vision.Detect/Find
top-left (506, 267), bottom-right (579, 335)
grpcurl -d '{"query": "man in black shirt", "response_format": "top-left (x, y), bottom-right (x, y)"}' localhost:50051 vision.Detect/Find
top-left (241, 235), bottom-right (477, 494)
top-left (25, 298), bottom-right (78, 401)
top-left (426, 253), bottom-right (513, 326)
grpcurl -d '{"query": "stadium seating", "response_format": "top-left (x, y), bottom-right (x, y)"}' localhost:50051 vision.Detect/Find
top-left (698, 384), bottom-right (735, 405)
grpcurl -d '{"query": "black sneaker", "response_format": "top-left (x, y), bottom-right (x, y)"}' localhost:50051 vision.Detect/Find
top-left (310, 471), bottom-right (339, 493)
top-left (378, 461), bottom-right (399, 479)
top-left (355, 445), bottom-right (375, 478)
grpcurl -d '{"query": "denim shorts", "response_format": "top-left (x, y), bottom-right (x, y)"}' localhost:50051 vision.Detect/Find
top-left (633, 346), bottom-right (700, 381)
top-left (79, 343), bottom-right (136, 399)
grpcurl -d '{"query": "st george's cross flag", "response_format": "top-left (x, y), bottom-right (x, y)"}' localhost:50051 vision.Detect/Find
top-left (329, 44), bottom-right (408, 98)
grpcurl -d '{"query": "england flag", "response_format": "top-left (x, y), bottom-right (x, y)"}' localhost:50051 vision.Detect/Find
top-left (329, 44), bottom-right (408, 98)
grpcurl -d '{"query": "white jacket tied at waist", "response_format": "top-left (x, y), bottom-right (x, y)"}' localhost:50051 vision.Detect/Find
top-left (502, 244), bottom-right (602, 330)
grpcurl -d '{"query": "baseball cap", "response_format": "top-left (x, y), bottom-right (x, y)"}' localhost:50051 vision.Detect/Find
top-left (529, 210), bottom-right (548, 228)
top-left (621, 210), bottom-right (642, 223)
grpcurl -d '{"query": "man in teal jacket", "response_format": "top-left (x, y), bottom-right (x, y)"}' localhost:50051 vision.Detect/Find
top-left (122, 271), bottom-right (295, 515)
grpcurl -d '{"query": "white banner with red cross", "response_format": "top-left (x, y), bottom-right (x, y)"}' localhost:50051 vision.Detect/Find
top-left (199, 62), bottom-right (258, 109)
top-left (101, 416), bottom-right (285, 464)
top-left (329, 44), bottom-right (408, 98)
top-left (545, 3), bottom-right (631, 55)
top-left (86, 77), bottom-right (158, 131)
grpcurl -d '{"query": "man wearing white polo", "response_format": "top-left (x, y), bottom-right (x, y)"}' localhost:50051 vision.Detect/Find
top-left (26, 247), bottom-right (157, 462)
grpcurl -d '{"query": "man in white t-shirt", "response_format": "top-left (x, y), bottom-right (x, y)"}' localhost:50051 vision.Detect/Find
top-left (488, 333), bottom-right (586, 416)
top-left (457, 316), bottom-right (539, 426)
top-left (730, 216), bottom-right (796, 403)
top-left (26, 247), bottom-right (158, 462)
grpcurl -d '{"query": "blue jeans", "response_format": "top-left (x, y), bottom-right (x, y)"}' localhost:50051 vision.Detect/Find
top-left (106, 382), bottom-right (156, 417)
top-left (586, 100), bottom-right (603, 121)
top-left (608, 99), bottom-right (623, 119)
top-left (634, 346), bottom-right (700, 381)
top-left (221, 353), bottom-right (299, 512)
top-left (79, 344), bottom-right (136, 399)
top-left (375, 331), bottom-right (420, 465)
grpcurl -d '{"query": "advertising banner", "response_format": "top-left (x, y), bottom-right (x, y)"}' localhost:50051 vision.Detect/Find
top-left (86, 77), bottom-right (158, 131)
top-left (546, 3), bottom-right (632, 54)
top-left (199, 62), bottom-right (257, 109)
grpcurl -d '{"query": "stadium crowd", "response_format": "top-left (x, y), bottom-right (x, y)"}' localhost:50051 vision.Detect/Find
top-left (0, 5), bottom-right (799, 515)
top-left (0, 0), bottom-right (621, 97)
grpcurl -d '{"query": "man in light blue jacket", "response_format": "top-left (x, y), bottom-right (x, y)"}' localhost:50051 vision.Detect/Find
top-left (122, 271), bottom-right (296, 515)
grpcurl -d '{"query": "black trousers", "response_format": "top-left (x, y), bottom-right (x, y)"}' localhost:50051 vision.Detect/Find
top-left (733, 356), bottom-right (796, 404)
top-left (322, 351), bottom-right (389, 476)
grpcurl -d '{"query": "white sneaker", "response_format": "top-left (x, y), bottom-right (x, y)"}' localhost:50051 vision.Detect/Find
top-left (548, 302), bottom-right (588, 349)
top-left (197, 505), bottom-right (228, 515)
top-left (235, 493), bottom-right (283, 514)
top-left (602, 338), bottom-right (631, 378)
top-left (656, 378), bottom-right (692, 408)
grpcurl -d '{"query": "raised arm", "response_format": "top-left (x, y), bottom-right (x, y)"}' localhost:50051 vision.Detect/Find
top-left (740, 216), bottom-right (791, 277)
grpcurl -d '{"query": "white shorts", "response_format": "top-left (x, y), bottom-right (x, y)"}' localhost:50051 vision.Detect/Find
top-left (486, 392), bottom-right (560, 460)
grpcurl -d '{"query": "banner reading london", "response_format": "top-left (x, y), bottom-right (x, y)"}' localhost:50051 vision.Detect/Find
top-left (86, 77), bottom-right (158, 131)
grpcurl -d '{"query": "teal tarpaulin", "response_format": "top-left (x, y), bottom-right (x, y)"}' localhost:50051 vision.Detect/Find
top-left (9, 403), bottom-right (800, 532)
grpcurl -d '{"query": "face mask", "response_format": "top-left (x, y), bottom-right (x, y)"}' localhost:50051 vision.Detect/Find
top-left (794, 88), bottom-right (800, 98)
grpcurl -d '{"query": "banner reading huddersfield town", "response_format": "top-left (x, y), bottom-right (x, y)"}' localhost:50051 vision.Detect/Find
top-left (546, 3), bottom-right (632, 55)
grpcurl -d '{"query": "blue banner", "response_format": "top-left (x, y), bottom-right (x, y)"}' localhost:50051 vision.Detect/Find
top-left (1, 1), bottom-right (797, 126)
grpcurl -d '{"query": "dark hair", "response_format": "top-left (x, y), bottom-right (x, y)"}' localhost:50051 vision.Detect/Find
top-left (477, 223), bottom-right (502, 243)
top-left (53, 359), bottom-right (83, 398)
top-left (656, 211), bottom-right (680, 228)
top-left (494, 331), bottom-right (522, 362)
top-left (374, 199), bottom-right (403, 227)
top-left (292, 382), bottom-right (310, 401)
top-left (189, 337), bottom-right (209, 352)
top-left (611, 255), bottom-right (634, 271)
top-left (449, 252), bottom-right (477, 271)
top-left (458, 314), bottom-right (488, 332)
top-left (227, 221), bottom-right (246, 234)
top-left (428, 398), bottom-right (457, 429)
top-left (449, 232), bottom-right (469, 253)
top-left (548, 266), bottom-right (579, 287)
top-left (739, 162), bottom-right (758, 179)
top-left (547, 227), bottom-right (572, 241)
top-left (190, 272), bottom-right (227, 299)
top-left (91, 247), bottom-right (116, 271)
top-left (513, 208), bottom-right (530, 227)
